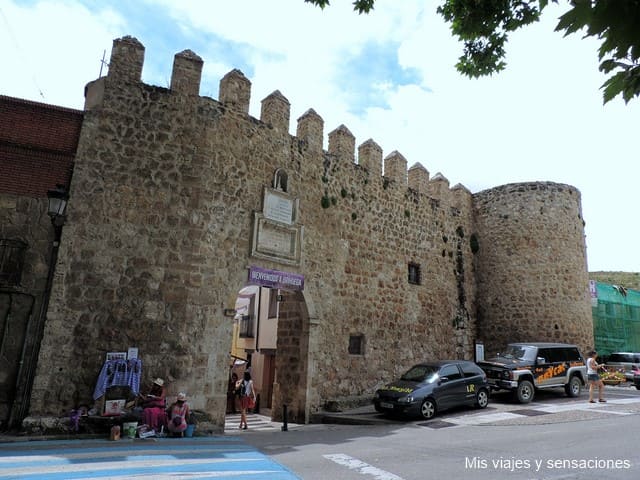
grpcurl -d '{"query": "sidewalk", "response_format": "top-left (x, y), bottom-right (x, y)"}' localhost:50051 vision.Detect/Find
top-left (311, 404), bottom-right (396, 425)
top-left (4, 387), bottom-right (640, 443)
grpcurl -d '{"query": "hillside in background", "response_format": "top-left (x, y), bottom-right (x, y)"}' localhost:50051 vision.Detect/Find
top-left (590, 272), bottom-right (640, 291)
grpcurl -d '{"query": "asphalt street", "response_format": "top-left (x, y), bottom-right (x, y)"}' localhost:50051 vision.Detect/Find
top-left (1, 385), bottom-right (639, 479)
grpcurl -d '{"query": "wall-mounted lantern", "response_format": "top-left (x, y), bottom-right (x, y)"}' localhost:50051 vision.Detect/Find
top-left (47, 184), bottom-right (69, 231)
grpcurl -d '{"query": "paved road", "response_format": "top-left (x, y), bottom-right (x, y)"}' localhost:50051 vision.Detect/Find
top-left (244, 388), bottom-right (640, 480)
top-left (1, 387), bottom-right (638, 479)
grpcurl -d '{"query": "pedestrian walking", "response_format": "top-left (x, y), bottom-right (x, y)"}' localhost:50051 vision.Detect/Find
top-left (586, 350), bottom-right (606, 403)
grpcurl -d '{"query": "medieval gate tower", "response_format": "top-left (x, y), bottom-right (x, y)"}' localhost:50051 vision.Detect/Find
top-left (25, 36), bottom-right (593, 430)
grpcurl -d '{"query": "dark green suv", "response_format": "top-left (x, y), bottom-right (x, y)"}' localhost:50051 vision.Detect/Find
top-left (477, 342), bottom-right (587, 403)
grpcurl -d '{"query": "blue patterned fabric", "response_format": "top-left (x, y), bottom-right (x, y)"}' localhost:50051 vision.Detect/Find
top-left (93, 359), bottom-right (143, 400)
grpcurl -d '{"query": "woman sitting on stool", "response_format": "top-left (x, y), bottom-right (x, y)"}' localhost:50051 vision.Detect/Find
top-left (141, 378), bottom-right (166, 432)
top-left (167, 392), bottom-right (190, 436)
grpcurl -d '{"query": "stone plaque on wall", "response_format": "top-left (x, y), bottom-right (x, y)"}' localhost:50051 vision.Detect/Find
top-left (251, 213), bottom-right (302, 265)
top-left (251, 187), bottom-right (302, 266)
top-left (263, 188), bottom-right (297, 225)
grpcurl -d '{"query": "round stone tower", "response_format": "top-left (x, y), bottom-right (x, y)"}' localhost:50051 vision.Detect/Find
top-left (473, 182), bottom-right (593, 356)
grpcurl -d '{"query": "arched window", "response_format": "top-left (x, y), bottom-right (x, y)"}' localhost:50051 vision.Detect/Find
top-left (273, 168), bottom-right (288, 192)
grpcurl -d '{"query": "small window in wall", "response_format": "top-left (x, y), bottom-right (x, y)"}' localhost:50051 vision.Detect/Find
top-left (239, 315), bottom-right (254, 338)
top-left (408, 262), bottom-right (421, 285)
top-left (0, 239), bottom-right (28, 287)
top-left (268, 289), bottom-right (279, 318)
top-left (273, 168), bottom-right (288, 192)
top-left (348, 334), bottom-right (365, 355)
top-left (239, 294), bottom-right (255, 337)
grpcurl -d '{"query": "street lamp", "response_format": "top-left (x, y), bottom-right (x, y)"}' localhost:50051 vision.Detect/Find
top-left (12, 184), bottom-right (69, 426)
top-left (47, 184), bottom-right (69, 231)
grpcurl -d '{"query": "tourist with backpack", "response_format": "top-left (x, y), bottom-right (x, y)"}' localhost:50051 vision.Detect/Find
top-left (239, 371), bottom-right (256, 430)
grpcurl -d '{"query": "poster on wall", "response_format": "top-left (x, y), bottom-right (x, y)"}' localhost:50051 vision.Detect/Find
top-left (106, 352), bottom-right (127, 361)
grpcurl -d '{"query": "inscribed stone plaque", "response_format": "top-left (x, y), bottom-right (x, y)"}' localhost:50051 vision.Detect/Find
top-left (251, 213), bottom-right (302, 266)
top-left (263, 188), bottom-right (296, 225)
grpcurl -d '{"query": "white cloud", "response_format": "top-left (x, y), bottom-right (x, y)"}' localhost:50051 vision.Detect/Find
top-left (0, 0), bottom-right (126, 107)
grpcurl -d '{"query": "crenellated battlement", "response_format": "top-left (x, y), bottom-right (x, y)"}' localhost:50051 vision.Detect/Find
top-left (108, 35), bottom-right (145, 84)
top-left (98, 36), bottom-right (471, 211)
top-left (170, 49), bottom-right (203, 96)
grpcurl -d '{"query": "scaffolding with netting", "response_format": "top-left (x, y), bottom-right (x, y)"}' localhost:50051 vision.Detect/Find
top-left (591, 281), bottom-right (640, 356)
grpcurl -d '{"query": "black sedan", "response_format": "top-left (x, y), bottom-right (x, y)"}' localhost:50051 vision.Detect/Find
top-left (373, 360), bottom-right (490, 420)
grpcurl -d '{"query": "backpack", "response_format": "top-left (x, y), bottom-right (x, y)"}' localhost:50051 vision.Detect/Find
top-left (239, 380), bottom-right (247, 397)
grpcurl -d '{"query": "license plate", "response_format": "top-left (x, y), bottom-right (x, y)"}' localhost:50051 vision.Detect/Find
top-left (380, 402), bottom-right (394, 409)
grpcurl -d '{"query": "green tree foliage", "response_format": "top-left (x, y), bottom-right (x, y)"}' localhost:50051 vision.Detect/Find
top-left (304, 0), bottom-right (640, 104)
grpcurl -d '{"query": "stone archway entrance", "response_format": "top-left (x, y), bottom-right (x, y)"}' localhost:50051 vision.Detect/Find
top-left (227, 286), bottom-right (310, 425)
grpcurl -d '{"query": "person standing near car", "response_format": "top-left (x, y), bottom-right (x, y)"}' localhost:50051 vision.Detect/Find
top-left (587, 350), bottom-right (606, 403)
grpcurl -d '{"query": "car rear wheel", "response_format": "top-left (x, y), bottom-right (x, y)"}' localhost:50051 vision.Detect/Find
top-left (565, 375), bottom-right (582, 397)
top-left (515, 380), bottom-right (534, 403)
top-left (475, 388), bottom-right (489, 409)
top-left (420, 398), bottom-right (436, 419)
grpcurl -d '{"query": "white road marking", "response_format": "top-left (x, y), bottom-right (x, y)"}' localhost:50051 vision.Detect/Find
top-left (72, 471), bottom-right (279, 479)
top-left (324, 453), bottom-right (405, 480)
top-left (452, 411), bottom-right (525, 425)
top-left (0, 457), bottom-right (259, 477)
top-left (440, 395), bottom-right (640, 426)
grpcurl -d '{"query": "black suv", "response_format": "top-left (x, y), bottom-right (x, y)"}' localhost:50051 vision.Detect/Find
top-left (477, 342), bottom-right (587, 403)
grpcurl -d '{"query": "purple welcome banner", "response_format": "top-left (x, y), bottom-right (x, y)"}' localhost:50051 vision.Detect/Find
top-left (248, 266), bottom-right (304, 291)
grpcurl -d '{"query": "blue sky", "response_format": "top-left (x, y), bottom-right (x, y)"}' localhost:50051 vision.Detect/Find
top-left (1, 0), bottom-right (638, 272)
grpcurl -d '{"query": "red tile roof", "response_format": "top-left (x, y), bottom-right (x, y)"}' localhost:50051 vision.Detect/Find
top-left (0, 95), bottom-right (83, 198)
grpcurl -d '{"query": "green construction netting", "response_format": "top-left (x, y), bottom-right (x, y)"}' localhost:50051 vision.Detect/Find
top-left (592, 282), bottom-right (640, 355)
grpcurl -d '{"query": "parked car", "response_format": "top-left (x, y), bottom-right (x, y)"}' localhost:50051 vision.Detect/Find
top-left (373, 360), bottom-right (490, 420)
top-left (477, 342), bottom-right (587, 403)
top-left (605, 352), bottom-right (640, 381)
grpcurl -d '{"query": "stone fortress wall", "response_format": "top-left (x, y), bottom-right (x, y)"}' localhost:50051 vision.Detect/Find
top-left (474, 183), bottom-right (592, 356)
top-left (28, 36), bottom-right (593, 429)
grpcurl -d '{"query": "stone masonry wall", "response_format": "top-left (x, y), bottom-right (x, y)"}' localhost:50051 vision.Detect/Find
top-left (473, 183), bottom-right (594, 356)
top-left (0, 195), bottom-right (51, 427)
top-left (27, 36), bottom-right (590, 428)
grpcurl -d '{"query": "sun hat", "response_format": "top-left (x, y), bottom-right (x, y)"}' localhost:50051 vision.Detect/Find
top-left (177, 392), bottom-right (186, 401)
top-left (153, 378), bottom-right (164, 386)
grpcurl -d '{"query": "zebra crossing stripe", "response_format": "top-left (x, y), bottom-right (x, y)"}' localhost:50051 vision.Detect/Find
top-left (0, 438), bottom-right (300, 479)
top-left (324, 454), bottom-right (405, 480)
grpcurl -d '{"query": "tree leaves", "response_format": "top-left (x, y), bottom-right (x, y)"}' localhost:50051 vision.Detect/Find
top-left (437, 0), bottom-right (542, 78)
top-left (304, 0), bottom-right (375, 14)
top-left (556, 0), bottom-right (640, 104)
top-left (306, 0), bottom-right (640, 104)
